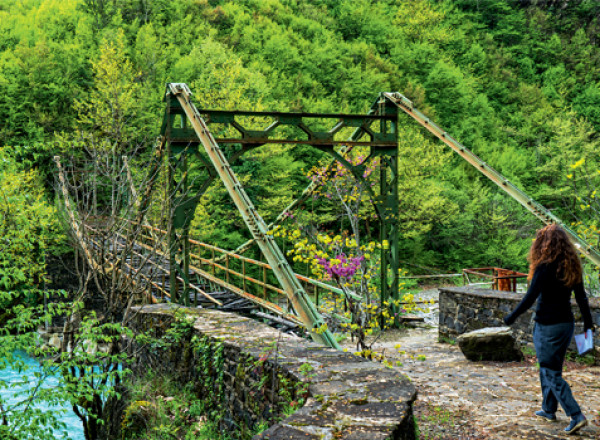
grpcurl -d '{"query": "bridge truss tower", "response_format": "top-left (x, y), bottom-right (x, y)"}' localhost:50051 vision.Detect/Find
top-left (161, 84), bottom-right (402, 347)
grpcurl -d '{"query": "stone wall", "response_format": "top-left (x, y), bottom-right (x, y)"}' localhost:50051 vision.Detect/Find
top-left (129, 304), bottom-right (417, 440)
top-left (439, 287), bottom-right (600, 346)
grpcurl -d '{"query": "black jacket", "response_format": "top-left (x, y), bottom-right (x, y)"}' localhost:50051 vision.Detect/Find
top-left (504, 262), bottom-right (595, 331)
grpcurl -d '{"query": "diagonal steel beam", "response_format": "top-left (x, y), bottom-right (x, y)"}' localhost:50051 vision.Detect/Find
top-left (383, 92), bottom-right (600, 269)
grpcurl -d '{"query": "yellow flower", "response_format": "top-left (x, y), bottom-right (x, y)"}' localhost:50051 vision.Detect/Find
top-left (570, 158), bottom-right (585, 169)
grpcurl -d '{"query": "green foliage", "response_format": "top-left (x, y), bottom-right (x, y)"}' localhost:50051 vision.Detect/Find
top-left (121, 371), bottom-right (232, 440)
top-left (0, 320), bottom-right (71, 440)
top-left (0, 144), bottom-right (74, 438)
top-left (74, 30), bottom-right (146, 152)
top-left (573, 84), bottom-right (600, 130)
top-left (414, 404), bottom-right (457, 440)
top-left (54, 311), bottom-right (134, 440)
top-left (1, 147), bottom-right (137, 440)
top-left (565, 349), bottom-right (597, 367)
top-left (119, 317), bottom-right (257, 440)
top-left (0, 149), bottom-right (65, 297)
top-left (521, 345), bottom-right (536, 357)
top-left (2, 0), bottom-right (600, 276)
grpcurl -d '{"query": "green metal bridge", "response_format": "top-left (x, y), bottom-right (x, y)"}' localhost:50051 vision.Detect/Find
top-left (55, 83), bottom-right (600, 350)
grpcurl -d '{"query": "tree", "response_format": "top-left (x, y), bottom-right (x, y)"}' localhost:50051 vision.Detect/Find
top-left (573, 84), bottom-right (600, 130)
top-left (0, 149), bottom-right (71, 439)
top-left (75, 30), bottom-right (145, 153)
top-left (272, 153), bottom-right (421, 358)
top-left (50, 33), bottom-right (168, 440)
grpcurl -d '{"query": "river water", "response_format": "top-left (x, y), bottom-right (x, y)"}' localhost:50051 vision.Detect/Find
top-left (0, 352), bottom-right (85, 440)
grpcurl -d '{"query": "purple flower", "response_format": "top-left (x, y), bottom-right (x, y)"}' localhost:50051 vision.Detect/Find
top-left (315, 254), bottom-right (365, 281)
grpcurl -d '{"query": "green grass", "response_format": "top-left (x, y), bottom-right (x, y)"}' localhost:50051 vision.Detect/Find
top-left (522, 344), bottom-right (597, 367)
top-left (414, 405), bottom-right (456, 440)
top-left (565, 350), bottom-right (597, 366)
top-left (438, 335), bottom-right (456, 345)
top-left (521, 345), bottom-right (536, 357)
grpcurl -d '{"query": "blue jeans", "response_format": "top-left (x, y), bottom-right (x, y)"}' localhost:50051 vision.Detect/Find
top-left (533, 322), bottom-right (581, 417)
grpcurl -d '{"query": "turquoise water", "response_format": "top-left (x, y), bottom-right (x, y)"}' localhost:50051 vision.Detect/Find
top-left (0, 352), bottom-right (85, 440)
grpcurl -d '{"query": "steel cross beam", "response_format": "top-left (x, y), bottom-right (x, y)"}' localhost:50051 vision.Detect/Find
top-left (166, 108), bottom-right (397, 150)
top-left (160, 84), bottom-right (402, 339)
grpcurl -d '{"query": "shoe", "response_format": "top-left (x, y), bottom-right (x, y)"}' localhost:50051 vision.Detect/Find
top-left (564, 415), bottom-right (587, 435)
top-left (535, 410), bottom-right (557, 421)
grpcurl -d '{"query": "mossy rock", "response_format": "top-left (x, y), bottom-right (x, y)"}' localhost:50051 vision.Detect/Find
top-left (121, 400), bottom-right (156, 436)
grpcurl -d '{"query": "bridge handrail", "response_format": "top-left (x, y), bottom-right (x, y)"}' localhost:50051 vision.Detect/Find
top-left (186, 239), bottom-right (357, 300)
top-left (81, 225), bottom-right (166, 303)
top-left (120, 219), bottom-right (352, 302)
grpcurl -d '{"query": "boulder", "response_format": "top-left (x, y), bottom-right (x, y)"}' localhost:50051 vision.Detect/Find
top-left (457, 326), bottom-right (523, 362)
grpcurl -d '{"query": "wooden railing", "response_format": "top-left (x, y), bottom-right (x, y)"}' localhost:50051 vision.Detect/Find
top-left (80, 217), bottom-right (349, 326)
top-left (462, 267), bottom-right (527, 292)
top-left (93, 220), bottom-right (347, 327)
top-left (134, 223), bottom-right (343, 301)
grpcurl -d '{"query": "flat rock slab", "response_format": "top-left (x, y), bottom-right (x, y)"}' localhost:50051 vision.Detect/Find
top-left (457, 327), bottom-right (523, 362)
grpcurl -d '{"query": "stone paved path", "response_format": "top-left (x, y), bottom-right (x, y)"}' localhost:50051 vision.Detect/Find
top-left (344, 289), bottom-right (600, 439)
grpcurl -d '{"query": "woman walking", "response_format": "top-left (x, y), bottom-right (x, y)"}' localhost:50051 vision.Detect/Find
top-left (504, 224), bottom-right (595, 435)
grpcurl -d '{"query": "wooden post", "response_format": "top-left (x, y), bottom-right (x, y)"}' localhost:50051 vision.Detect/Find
top-left (242, 260), bottom-right (247, 293)
top-left (194, 249), bottom-right (198, 307)
top-left (262, 266), bottom-right (267, 299)
top-left (226, 255), bottom-right (230, 284)
top-left (211, 248), bottom-right (216, 276)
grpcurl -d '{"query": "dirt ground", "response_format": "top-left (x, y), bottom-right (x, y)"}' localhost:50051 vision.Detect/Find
top-left (342, 289), bottom-right (600, 439)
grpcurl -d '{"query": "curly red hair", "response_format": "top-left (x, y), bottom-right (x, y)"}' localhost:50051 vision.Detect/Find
top-left (528, 224), bottom-right (582, 287)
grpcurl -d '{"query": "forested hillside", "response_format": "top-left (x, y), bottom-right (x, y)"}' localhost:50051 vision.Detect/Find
top-left (1, 0), bottom-right (599, 275)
